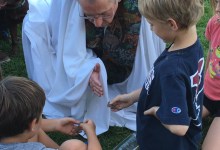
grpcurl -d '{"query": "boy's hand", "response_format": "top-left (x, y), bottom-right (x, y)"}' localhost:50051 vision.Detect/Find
top-left (107, 94), bottom-right (135, 112)
top-left (144, 106), bottom-right (159, 118)
top-left (89, 63), bottom-right (103, 97)
top-left (55, 118), bottom-right (81, 136)
top-left (80, 120), bottom-right (96, 134)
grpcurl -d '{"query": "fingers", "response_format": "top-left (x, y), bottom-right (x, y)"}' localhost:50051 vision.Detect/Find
top-left (57, 118), bottom-right (83, 136)
top-left (90, 80), bottom-right (103, 95)
top-left (107, 101), bottom-right (122, 112)
top-left (90, 74), bottom-right (102, 88)
top-left (143, 109), bottom-right (150, 115)
top-left (62, 117), bottom-right (80, 124)
top-left (70, 123), bottom-right (83, 136)
top-left (69, 128), bottom-right (78, 136)
top-left (108, 95), bottom-right (121, 105)
top-left (144, 106), bottom-right (159, 116)
top-left (94, 63), bottom-right (100, 72)
top-left (79, 120), bottom-right (96, 132)
top-left (89, 79), bottom-right (103, 96)
top-left (144, 107), bottom-right (155, 115)
top-left (107, 96), bottom-right (123, 111)
top-left (89, 63), bottom-right (103, 97)
top-left (72, 119), bottom-right (80, 124)
top-left (108, 95), bottom-right (124, 106)
top-left (107, 94), bottom-right (133, 112)
top-left (111, 107), bottom-right (122, 112)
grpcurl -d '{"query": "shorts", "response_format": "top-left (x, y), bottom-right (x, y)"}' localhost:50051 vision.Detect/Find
top-left (203, 94), bottom-right (220, 117)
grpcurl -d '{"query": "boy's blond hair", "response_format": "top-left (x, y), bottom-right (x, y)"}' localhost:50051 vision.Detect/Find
top-left (138, 0), bottom-right (204, 29)
top-left (210, 0), bottom-right (217, 14)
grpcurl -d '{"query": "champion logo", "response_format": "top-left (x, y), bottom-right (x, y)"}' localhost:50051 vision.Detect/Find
top-left (171, 107), bottom-right (181, 114)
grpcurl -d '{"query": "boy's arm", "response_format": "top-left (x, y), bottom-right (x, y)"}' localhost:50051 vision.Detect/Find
top-left (162, 124), bottom-right (189, 136)
top-left (85, 129), bottom-right (102, 150)
top-left (108, 88), bottom-right (141, 112)
top-left (28, 128), bottom-right (59, 148)
top-left (144, 106), bottom-right (189, 136)
top-left (80, 120), bottom-right (102, 150)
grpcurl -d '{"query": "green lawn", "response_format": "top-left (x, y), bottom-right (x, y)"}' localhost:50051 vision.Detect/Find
top-left (0, 0), bottom-right (214, 149)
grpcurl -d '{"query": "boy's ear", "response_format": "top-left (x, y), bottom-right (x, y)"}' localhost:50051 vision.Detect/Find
top-left (167, 18), bottom-right (178, 31)
top-left (29, 118), bottom-right (38, 131)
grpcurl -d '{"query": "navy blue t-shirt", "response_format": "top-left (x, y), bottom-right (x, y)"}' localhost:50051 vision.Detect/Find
top-left (136, 39), bottom-right (204, 150)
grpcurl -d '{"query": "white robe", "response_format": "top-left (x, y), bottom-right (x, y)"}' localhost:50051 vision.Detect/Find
top-left (22, 0), bottom-right (165, 134)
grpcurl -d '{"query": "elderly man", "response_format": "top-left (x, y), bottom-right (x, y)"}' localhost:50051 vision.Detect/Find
top-left (81, 0), bottom-right (141, 89)
top-left (22, 0), bottom-right (165, 135)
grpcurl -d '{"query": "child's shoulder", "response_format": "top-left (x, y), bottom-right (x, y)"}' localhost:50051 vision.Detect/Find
top-left (161, 39), bottom-right (203, 70)
top-left (0, 142), bottom-right (56, 150)
top-left (207, 15), bottom-right (219, 26)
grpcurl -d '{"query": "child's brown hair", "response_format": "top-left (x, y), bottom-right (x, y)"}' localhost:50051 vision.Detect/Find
top-left (0, 76), bottom-right (45, 139)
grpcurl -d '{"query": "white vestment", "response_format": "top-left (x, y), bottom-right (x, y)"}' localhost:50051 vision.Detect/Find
top-left (22, 0), bottom-right (165, 134)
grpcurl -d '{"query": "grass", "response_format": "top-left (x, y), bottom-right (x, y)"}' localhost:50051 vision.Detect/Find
top-left (0, 0), bottom-right (214, 149)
